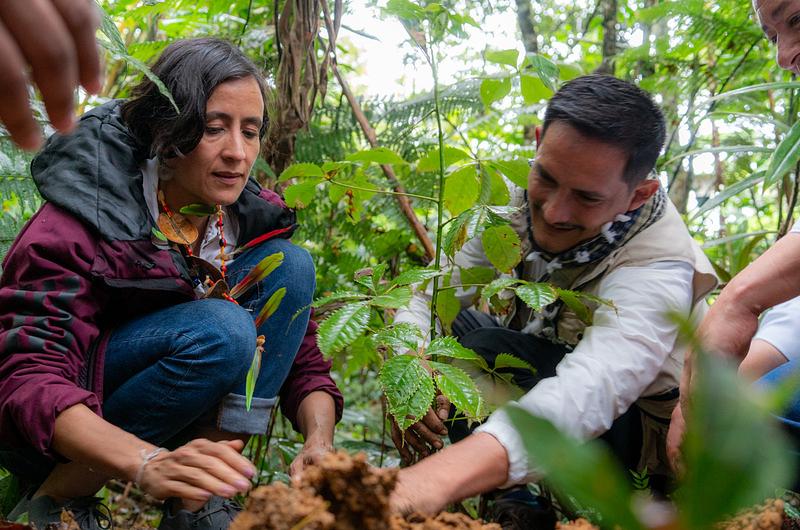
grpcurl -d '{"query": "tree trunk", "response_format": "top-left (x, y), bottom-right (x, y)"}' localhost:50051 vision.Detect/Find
top-left (596, 0), bottom-right (618, 75)
top-left (515, 0), bottom-right (538, 54)
top-left (263, 0), bottom-right (323, 177)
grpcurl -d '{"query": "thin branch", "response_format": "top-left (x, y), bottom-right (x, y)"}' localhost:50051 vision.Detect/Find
top-left (328, 179), bottom-right (438, 202)
top-left (321, 1), bottom-right (436, 262)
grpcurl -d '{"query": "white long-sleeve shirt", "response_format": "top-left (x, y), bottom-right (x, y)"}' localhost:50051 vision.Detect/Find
top-left (395, 237), bottom-right (694, 484)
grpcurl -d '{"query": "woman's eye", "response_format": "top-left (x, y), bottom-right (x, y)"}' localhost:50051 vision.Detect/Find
top-left (205, 126), bottom-right (223, 135)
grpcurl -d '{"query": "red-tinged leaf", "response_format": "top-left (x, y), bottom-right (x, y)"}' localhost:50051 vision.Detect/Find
top-left (230, 252), bottom-right (284, 299)
top-left (255, 287), bottom-right (287, 328)
top-left (238, 226), bottom-right (294, 252)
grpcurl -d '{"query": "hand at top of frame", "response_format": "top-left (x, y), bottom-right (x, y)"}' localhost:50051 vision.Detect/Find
top-left (0, 0), bottom-right (102, 150)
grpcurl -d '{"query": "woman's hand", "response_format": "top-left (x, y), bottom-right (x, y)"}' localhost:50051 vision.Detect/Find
top-left (289, 436), bottom-right (333, 477)
top-left (138, 439), bottom-right (255, 502)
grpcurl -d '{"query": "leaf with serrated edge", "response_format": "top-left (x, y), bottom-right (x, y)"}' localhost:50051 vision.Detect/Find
top-left (427, 336), bottom-right (488, 370)
top-left (556, 288), bottom-right (592, 324)
top-left (390, 267), bottom-right (442, 287)
top-left (312, 290), bottom-right (368, 309)
top-left (515, 282), bottom-right (557, 311)
top-left (444, 165), bottom-right (480, 216)
top-left (435, 286), bottom-right (461, 334)
top-left (372, 323), bottom-right (422, 353)
top-left (317, 302), bottom-right (370, 357)
top-left (372, 287), bottom-right (413, 309)
top-left (255, 288), bottom-right (286, 328)
top-left (481, 224), bottom-right (521, 273)
top-left (278, 163), bottom-right (324, 182)
top-left (229, 252), bottom-right (284, 299)
top-left (482, 277), bottom-right (521, 301)
top-left (380, 355), bottom-right (435, 431)
top-left (430, 361), bottom-right (484, 419)
top-left (494, 353), bottom-right (536, 375)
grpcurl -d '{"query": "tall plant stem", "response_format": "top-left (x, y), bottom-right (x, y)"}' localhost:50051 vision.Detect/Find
top-left (428, 48), bottom-right (447, 341)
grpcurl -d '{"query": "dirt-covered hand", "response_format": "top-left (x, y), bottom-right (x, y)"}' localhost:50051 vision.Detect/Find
top-left (137, 439), bottom-right (255, 502)
top-left (0, 0), bottom-right (102, 150)
top-left (289, 437), bottom-right (333, 477)
top-left (389, 394), bottom-right (451, 466)
top-left (666, 403), bottom-right (686, 476)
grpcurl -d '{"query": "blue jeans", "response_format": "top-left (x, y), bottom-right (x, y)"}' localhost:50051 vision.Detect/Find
top-left (101, 238), bottom-right (315, 446)
top-left (757, 360), bottom-right (800, 489)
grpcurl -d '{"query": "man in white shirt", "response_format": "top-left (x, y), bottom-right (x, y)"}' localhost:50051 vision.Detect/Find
top-left (389, 75), bottom-right (717, 522)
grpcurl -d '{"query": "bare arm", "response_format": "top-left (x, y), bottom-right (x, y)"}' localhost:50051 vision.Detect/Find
top-left (290, 391), bottom-right (336, 476)
top-left (391, 432), bottom-right (509, 515)
top-left (51, 404), bottom-right (255, 501)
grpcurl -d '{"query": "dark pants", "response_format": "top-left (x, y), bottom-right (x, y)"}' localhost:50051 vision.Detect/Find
top-left (448, 310), bottom-right (644, 474)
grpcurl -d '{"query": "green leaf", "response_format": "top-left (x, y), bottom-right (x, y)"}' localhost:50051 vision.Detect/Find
top-left (488, 168), bottom-right (511, 205)
top-left (380, 355), bottom-right (436, 431)
top-left (435, 285), bottom-right (461, 333)
top-left (384, 0), bottom-right (426, 21)
top-left (523, 53), bottom-right (560, 92)
top-left (371, 323), bottom-right (423, 353)
top-left (426, 336), bottom-right (487, 371)
top-left (505, 405), bottom-right (645, 530)
top-left (278, 163), bottom-right (324, 182)
top-left (417, 146), bottom-right (471, 173)
top-left (555, 288), bottom-right (592, 324)
top-left (254, 287), bottom-right (286, 328)
top-left (460, 266), bottom-right (496, 287)
top-left (494, 353), bottom-right (536, 375)
top-left (151, 227), bottom-right (167, 242)
top-left (444, 165), bottom-right (481, 215)
top-left (481, 225), bottom-right (522, 273)
top-left (443, 207), bottom-right (479, 256)
top-left (245, 344), bottom-right (263, 411)
top-left (284, 179), bottom-right (322, 209)
top-left (179, 203), bottom-right (217, 216)
top-left (677, 349), bottom-right (795, 528)
top-left (514, 282), bottom-right (557, 311)
top-left (390, 267), bottom-right (442, 287)
top-left (520, 73), bottom-right (553, 104)
top-left (482, 277), bottom-right (521, 300)
top-left (372, 287), bottom-right (413, 309)
top-left (346, 147), bottom-right (407, 165)
top-left (430, 361), bottom-right (484, 419)
top-left (692, 171), bottom-right (764, 219)
top-left (312, 290), bottom-right (369, 309)
top-left (487, 159), bottom-right (530, 189)
top-left (480, 77), bottom-right (512, 108)
top-left (485, 48), bottom-right (519, 68)
top-left (0, 473), bottom-right (21, 521)
top-left (765, 120), bottom-right (800, 189)
top-left (229, 252), bottom-right (284, 299)
top-left (317, 302), bottom-right (371, 357)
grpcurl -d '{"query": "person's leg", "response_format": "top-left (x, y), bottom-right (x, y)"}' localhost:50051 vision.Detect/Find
top-left (756, 360), bottom-right (800, 490)
top-left (216, 238), bottom-right (315, 432)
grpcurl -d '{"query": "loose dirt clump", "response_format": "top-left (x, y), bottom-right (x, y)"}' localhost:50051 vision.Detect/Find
top-left (230, 452), bottom-right (500, 530)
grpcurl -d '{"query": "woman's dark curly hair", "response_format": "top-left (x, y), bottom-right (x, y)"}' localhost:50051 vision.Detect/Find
top-left (121, 37), bottom-right (268, 160)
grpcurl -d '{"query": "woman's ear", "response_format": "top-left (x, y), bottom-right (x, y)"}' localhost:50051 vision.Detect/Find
top-left (628, 179), bottom-right (659, 211)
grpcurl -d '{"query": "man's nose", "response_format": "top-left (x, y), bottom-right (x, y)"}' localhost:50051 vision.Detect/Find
top-left (776, 36), bottom-right (800, 72)
top-left (542, 193), bottom-right (573, 225)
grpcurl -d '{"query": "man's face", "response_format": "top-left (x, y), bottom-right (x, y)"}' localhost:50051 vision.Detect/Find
top-left (755, 0), bottom-right (800, 74)
top-left (527, 121), bottom-right (657, 254)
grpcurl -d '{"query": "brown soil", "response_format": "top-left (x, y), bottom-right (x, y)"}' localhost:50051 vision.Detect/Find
top-left (229, 452), bottom-right (500, 530)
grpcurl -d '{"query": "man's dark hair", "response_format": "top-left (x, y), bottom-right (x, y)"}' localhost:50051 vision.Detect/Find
top-left (541, 74), bottom-right (666, 186)
top-left (122, 38), bottom-right (268, 160)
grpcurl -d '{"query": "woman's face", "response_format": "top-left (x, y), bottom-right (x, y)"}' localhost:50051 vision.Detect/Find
top-left (755, 0), bottom-right (800, 74)
top-left (163, 76), bottom-right (264, 208)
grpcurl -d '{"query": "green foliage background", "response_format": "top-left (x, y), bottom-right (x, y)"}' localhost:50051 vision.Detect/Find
top-left (1, 0), bottom-right (799, 524)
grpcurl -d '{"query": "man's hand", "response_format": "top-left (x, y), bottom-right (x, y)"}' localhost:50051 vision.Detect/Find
top-left (138, 439), bottom-right (255, 503)
top-left (0, 0), bottom-right (102, 150)
top-left (666, 403), bottom-right (687, 476)
top-left (390, 394), bottom-right (451, 465)
top-left (289, 436), bottom-right (333, 477)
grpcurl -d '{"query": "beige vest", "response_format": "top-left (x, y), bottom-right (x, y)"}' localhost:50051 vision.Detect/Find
top-left (505, 192), bottom-right (718, 474)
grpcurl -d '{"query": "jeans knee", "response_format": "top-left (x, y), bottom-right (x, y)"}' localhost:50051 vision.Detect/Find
top-left (248, 239), bottom-right (316, 303)
top-left (198, 300), bottom-right (257, 376)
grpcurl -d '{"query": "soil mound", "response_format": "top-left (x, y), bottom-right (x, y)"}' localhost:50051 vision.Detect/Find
top-left (229, 452), bottom-right (500, 530)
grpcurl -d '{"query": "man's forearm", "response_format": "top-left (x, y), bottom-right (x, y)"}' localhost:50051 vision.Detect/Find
top-left (393, 432), bottom-right (510, 515)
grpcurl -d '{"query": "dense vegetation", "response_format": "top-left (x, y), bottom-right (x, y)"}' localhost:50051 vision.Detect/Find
top-left (2, 0), bottom-right (800, 526)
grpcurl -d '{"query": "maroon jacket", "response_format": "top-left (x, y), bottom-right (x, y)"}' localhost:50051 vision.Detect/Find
top-left (0, 101), bottom-right (342, 459)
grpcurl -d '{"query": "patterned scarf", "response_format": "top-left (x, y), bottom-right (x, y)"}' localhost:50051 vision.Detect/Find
top-left (510, 185), bottom-right (668, 337)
